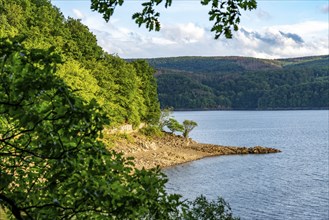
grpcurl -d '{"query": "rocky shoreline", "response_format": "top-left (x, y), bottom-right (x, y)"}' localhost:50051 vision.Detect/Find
top-left (114, 133), bottom-right (281, 170)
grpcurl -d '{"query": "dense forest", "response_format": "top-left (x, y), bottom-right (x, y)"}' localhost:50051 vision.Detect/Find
top-left (0, 0), bottom-right (326, 218)
top-left (1, 0), bottom-right (192, 219)
top-left (144, 56), bottom-right (329, 110)
top-left (0, 0), bottom-right (160, 128)
top-left (1, 0), bottom-right (244, 219)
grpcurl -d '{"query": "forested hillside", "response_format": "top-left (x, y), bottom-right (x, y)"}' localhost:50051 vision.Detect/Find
top-left (146, 56), bottom-right (329, 109)
top-left (1, 0), bottom-right (188, 219)
top-left (0, 0), bottom-right (276, 219)
top-left (0, 0), bottom-right (160, 127)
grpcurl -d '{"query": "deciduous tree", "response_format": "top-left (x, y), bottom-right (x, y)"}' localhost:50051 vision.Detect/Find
top-left (167, 118), bottom-right (184, 134)
top-left (0, 36), bottom-right (238, 220)
top-left (183, 120), bottom-right (198, 138)
top-left (0, 38), bottom-right (183, 219)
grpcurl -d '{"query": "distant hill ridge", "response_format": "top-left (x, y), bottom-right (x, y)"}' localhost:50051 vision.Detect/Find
top-left (145, 54), bottom-right (328, 72)
top-left (133, 55), bottom-right (329, 110)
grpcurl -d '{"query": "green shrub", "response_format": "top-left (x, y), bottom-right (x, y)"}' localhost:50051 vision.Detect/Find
top-left (183, 120), bottom-right (198, 138)
top-left (140, 125), bottom-right (164, 137)
top-left (183, 195), bottom-right (240, 220)
top-left (167, 118), bottom-right (184, 134)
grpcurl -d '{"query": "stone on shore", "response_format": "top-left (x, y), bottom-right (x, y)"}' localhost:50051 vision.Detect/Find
top-left (113, 133), bottom-right (281, 170)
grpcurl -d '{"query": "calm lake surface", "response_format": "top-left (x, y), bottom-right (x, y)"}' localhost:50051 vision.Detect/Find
top-left (164, 110), bottom-right (329, 220)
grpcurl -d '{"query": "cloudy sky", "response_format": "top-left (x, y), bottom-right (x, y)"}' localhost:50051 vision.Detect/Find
top-left (52, 0), bottom-right (329, 59)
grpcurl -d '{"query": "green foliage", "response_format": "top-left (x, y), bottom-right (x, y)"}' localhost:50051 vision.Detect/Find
top-left (183, 120), bottom-right (198, 138)
top-left (131, 60), bottom-right (161, 125)
top-left (0, 1), bottom-right (244, 219)
top-left (0, 37), bottom-right (239, 220)
top-left (99, 128), bottom-right (136, 148)
top-left (158, 108), bottom-right (192, 136)
top-left (157, 73), bottom-right (217, 109)
top-left (0, 207), bottom-right (7, 220)
top-left (0, 0), bottom-right (162, 127)
top-left (64, 17), bottom-right (104, 60)
top-left (139, 125), bottom-right (164, 137)
top-left (90, 0), bottom-right (125, 22)
top-left (0, 0), bottom-right (26, 38)
top-left (0, 38), bottom-right (185, 219)
top-left (56, 59), bottom-right (100, 103)
top-left (258, 81), bottom-right (329, 109)
top-left (167, 118), bottom-right (184, 134)
top-left (183, 195), bottom-right (239, 220)
top-left (150, 56), bottom-right (329, 110)
top-left (0, 1), bottom-right (257, 219)
top-left (148, 56), bottom-right (247, 74)
top-left (90, 0), bottom-right (257, 39)
top-left (203, 0), bottom-right (257, 39)
top-left (132, 0), bottom-right (162, 32)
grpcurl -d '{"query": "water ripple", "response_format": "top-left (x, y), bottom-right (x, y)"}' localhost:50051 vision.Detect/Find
top-left (165, 110), bottom-right (329, 220)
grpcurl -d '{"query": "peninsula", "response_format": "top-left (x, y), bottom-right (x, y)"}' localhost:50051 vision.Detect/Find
top-left (114, 133), bottom-right (281, 170)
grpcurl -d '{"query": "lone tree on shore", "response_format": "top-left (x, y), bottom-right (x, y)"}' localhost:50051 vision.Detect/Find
top-left (0, 35), bottom-right (238, 220)
top-left (0, 0), bottom-right (256, 218)
top-left (183, 120), bottom-right (198, 138)
top-left (167, 118), bottom-right (184, 134)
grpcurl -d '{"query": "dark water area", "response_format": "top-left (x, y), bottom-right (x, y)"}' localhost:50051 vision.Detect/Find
top-left (164, 110), bottom-right (329, 220)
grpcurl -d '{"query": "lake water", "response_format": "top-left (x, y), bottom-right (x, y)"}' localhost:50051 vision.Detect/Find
top-left (164, 110), bottom-right (329, 220)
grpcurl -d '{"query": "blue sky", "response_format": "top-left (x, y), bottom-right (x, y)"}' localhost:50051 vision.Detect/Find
top-left (51, 0), bottom-right (329, 58)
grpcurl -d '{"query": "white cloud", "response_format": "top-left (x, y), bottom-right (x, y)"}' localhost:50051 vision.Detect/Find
top-left (161, 23), bottom-right (206, 43)
top-left (230, 26), bottom-right (329, 58)
top-left (49, 0), bottom-right (329, 60)
top-left (73, 11), bottom-right (328, 59)
top-left (72, 9), bottom-right (84, 19)
top-left (256, 9), bottom-right (271, 20)
top-left (270, 21), bottom-right (328, 38)
top-left (151, 37), bottom-right (176, 46)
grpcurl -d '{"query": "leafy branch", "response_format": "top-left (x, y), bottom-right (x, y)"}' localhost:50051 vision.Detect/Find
top-left (90, 0), bottom-right (257, 39)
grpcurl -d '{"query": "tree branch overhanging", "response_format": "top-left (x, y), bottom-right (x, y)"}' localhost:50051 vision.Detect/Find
top-left (90, 0), bottom-right (257, 39)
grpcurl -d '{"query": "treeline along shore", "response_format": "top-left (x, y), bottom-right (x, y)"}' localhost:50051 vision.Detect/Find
top-left (138, 55), bottom-right (329, 110)
top-left (1, 0), bottom-right (283, 218)
top-left (114, 133), bottom-right (281, 170)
